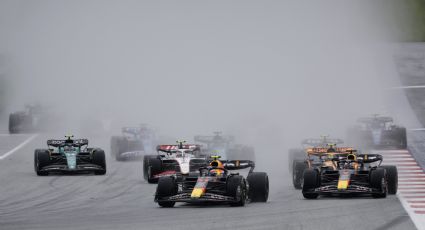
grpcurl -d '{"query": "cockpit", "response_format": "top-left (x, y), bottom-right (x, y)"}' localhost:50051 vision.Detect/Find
top-left (63, 145), bottom-right (77, 152)
top-left (174, 149), bottom-right (194, 158)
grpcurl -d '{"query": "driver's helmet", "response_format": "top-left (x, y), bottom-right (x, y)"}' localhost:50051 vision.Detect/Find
top-left (65, 135), bottom-right (74, 145)
top-left (327, 146), bottom-right (336, 153)
top-left (347, 154), bottom-right (356, 161)
top-left (342, 154), bottom-right (358, 169)
top-left (209, 159), bottom-right (225, 176)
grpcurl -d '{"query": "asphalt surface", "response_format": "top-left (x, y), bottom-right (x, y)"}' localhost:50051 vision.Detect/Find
top-left (1, 44), bottom-right (424, 230)
top-left (0, 132), bottom-right (416, 230)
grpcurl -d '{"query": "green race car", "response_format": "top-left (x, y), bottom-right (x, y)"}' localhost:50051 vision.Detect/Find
top-left (34, 135), bottom-right (106, 176)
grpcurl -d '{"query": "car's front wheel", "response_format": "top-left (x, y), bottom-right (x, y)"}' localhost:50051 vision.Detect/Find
top-left (34, 149), bottom-right (50, 176)
top-left (156, 177), bottom-right (177, 207)
top-left (302, 169), bottom-right (320, 199)
top-left (227, 175), bottom-right (247, 207)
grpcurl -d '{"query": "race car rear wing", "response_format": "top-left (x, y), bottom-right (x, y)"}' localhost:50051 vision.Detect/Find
top-left (223, 160), bottom-right (255, 173)
top-left (307, 147), bottom-right (354, 154)
top-left (122, 127), bottom-right (142, 135)
top-left (301, 138), bottom-right (344, 147)
top-left (356, 154), bottom-right (383, 163)
top-left (332, 154), bottom-right (383, 164)
top-left (47, 139), bottom-right (89, 147)
top-left (357, 116), bottom-right (393, 124)
top-left (156, 144), bottom-right (201, 153)
top-left (194, 134), bottom-right (235, 144)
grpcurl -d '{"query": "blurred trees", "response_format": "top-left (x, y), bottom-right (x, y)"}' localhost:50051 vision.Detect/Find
top-left (386, 0), bottom-right (425, 41)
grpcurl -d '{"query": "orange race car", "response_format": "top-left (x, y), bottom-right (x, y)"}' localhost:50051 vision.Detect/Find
top-left (292, 144), bottom-right (354, 189)
top-left (302, 152), bottom-right (398, 199)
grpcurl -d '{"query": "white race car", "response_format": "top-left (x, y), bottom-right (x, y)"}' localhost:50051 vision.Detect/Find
top-left (143, 141), bottom-right (208, 183)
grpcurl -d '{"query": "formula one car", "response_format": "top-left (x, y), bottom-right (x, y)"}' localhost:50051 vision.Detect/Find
top-left (347, 115), bottom-right (407, 149)
top-left (111, 125), bottom-right (157, 161)
top-left (34, 135), bottom-right (106, 176)
top-left (194, 132), bottom-right (255, 161)
top-left (302, 153), bottom-right (398, 199)
top-left (154, 156), bottom-right (269, 207)
top-left (292, 145), bottom-right (353, 189)
top-left (288, 136), bottom-right (344, 173)
top-left (143, 141), bottom-right (208, 183)
top-left (9, 104), bottom-right (48, 134)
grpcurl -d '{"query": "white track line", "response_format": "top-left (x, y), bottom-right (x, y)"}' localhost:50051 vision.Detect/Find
top-left (0, 134), bottom-right (38, 160)
top-left (0, 134), bottom-right (30, 136)
top-left (389, 85), bottom-right (425, 89)
top-left (410, 128), bottom-right (425, 131)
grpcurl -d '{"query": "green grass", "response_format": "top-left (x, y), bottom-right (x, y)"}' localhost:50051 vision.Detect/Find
top-left (389, 0), bottom-right (425, 41)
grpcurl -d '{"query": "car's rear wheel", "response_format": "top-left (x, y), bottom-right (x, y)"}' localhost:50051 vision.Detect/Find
top-left (293, 160), bottom-right (306, 189)
top-left (371, 168), bottom-right (387, 198)
top-left (92, 149), bottom-right (106, 175)
top-left (143, 155), bottom-right (157, 180)
top-left (381, 165), bottom-right (398, 195)
top-left (34, 149), bottom-right (50, 176)
top-left (288, 148), bottom-right (304, 172)
top-left (156, 177), bottom-right (177, 207)
top-left (147, 158), bottom-right (162, 183)
top-left (247, 172), bottom-right (269, 202)
top-left (395, 128), bottom-right (407, 149)
top-left (9, 113), bottom-right (20, 134)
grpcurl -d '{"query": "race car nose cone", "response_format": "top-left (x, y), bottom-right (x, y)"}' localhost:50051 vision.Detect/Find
top-left (191, 188), bottom-right (205, 198)
top-left (65, 152), bottom-right (77, 170)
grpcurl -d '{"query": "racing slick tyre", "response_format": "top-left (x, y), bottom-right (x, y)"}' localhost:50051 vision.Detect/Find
top-left (92, 149), bottom-right (107, 175)
top-left (302, 169), bottom-right (320, 199)
top-left (288, 148), bottom-right (304, 172)
top-left (227, 175), bottom-right (247, 207)
top-left (381, 165), bottom-right (398, 195)
top-left (8, 113), bottom-right (20, 134)
top-left (292, 160), bottom-right (307, 189)
top-left (34, 149), bottom-right (50, 176)
top-left (156, 177), bottom-right (177, 207)
top-left (147, 157), bottom-right (162, 183)
top-left (395, 127), bottom-right (407, 149)
top-left (247, 172), bottom-right (269, 202)
top-left (143, 155), bottom-right (159, 180)
top-left (143, 155), bottom-right (152, 179)
top-left (370, 168), bottom-right (387, 198)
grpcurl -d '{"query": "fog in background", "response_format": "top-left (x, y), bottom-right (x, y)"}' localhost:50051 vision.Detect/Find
top-left (0, 1), bottom-right (402, 169)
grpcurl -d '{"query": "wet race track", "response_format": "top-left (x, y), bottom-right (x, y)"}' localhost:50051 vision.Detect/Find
top-left (0, 132), bottom-right (417, 230)
top-left (0, 3), bottom-right (424, 229)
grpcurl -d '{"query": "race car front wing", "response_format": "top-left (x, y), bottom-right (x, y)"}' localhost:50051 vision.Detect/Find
top-left (314, 184), bottom-right (373, 193)
top-left (156, 192), bottom-right (236, 203)
top-left (40, 163), bottom-right (105, 172)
